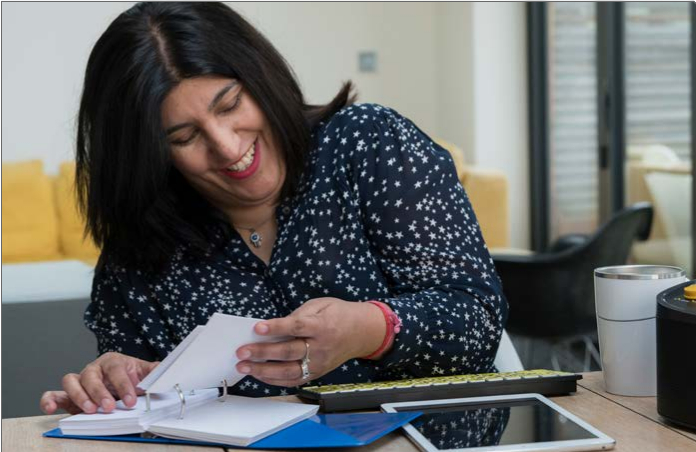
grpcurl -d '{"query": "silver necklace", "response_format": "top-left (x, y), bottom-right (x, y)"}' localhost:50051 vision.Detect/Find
top-left (232, 215), bottom-right (275, 248)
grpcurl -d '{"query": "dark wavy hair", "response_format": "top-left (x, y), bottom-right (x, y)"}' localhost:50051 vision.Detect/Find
top-left (76, 2), bottom-right (355, 273)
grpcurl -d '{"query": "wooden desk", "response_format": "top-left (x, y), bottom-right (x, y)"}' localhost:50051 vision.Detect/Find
top-left (4, 372), bottom-right (695, 451)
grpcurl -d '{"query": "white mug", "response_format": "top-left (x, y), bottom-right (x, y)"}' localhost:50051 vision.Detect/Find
top-left (594, 265), bottom-right (686, 396)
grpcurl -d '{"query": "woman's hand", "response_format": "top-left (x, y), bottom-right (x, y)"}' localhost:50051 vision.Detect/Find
top-left (40, 352), bottom-right (159, 415)
top-left (235, 297), bottom-right (387, 387)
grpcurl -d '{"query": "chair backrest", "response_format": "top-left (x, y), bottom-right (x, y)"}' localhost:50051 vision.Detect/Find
top-left (494, 330), bottom-right (524, 372)
top-left (559, 202), bottom-right (654, 331)
top-left (497, 203), bottom-right (654, 338)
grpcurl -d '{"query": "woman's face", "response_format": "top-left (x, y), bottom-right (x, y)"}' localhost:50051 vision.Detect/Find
top-left (162, 76), bottom-right (285, 212)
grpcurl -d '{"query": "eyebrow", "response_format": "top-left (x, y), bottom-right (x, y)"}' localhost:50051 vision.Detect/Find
top-left (165, 80), bottom-right (239, 135)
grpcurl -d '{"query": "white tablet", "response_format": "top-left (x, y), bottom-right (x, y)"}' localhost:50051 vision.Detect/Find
top-left (382, 393), bottom-right (615, 452)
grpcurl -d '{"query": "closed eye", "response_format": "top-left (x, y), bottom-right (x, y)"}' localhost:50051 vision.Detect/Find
top-left (171, 130), bottom-right (199, 147)
top-left (219, 92), bottom-right (242, 115)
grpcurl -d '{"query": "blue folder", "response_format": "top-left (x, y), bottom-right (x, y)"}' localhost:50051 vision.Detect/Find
top-left (43, 411), bottom-right (421, 449)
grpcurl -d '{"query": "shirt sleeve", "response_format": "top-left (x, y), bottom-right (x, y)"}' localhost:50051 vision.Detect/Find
top-left (342, 104), bottom-right (508, 376)
top-left (84, 259), bottom-right (160, 361)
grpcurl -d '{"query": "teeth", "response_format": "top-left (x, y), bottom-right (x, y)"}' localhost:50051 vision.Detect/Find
top-left (227, 142), bottom-right (256, 172)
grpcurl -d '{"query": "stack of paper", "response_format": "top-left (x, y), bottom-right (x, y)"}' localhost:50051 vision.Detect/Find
top-left (147, 396), bottom-right (319, 446)
top-left (58, 389), bottom-right (219, 436)
top-left (58, 313), bottom-right (318, 446)
top-left (58, 392), bottom-right (318, 446)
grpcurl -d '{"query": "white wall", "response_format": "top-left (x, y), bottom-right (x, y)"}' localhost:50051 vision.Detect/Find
top-left (230, 2), bottom-right (438, 135)
top-left (1, 2), bottom-right (438, 170)
top-left (1, 2), bottom-right (134, 172)
top-left (471, 2), bottom-right (530, 249)
top-left (434, 2), bottom-right (475, 162)
top-left (1, 2), bottom-right (529, 249)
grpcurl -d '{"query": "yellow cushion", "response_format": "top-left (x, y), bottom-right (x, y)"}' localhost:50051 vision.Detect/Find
top-left (2, 160), bottom-right (61, 262)
top-left (435, 138), bottom-right (509, 248)
top-left (55, 162), bottom-right (100, 261)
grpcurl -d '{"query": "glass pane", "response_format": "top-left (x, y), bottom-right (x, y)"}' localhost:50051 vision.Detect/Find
top-left (547, 2), bottom-right (599, 244)
top-left (625, 2), bottom-right (693, 278)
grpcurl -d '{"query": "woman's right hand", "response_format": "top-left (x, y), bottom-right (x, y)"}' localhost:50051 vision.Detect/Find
top-left (40, 352), bottom-right (159, 415)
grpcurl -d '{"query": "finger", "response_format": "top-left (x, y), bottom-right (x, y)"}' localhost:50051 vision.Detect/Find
top-left (131, 360), bottom-right (159, 396)
top-left (236, 360), bottom-right (304, 382)
top-left (79, 364), bottom-right (118, 413)
top-left (237, 338), bottom-right (307, 362)
top-left (40, 391), bottom-right (58, 414)
top-left (253, 375), bottom-right (306, 388)
top-left (102, 361), bottom-right (138, 409)
top-left (253, 368), bottom-right (323, 388)
top-left (62, 373), bottom-right (100, 414)
top-left (41, 391), bottom-right (83, 415)
top-left (255, 315), bottom-right (320, 337)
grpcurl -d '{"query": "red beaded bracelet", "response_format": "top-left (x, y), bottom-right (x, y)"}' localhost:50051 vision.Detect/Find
top-left (361, 300), bottom-right (402, 360)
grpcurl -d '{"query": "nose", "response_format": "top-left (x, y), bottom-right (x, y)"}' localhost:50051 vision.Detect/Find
top-left (207, 125), bottom-right (244, 166)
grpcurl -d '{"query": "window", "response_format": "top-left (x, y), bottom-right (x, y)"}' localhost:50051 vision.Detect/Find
top-left (530, 2), bottom-right (693, 277)
top-left (547, 2), bottom-right (599, 240)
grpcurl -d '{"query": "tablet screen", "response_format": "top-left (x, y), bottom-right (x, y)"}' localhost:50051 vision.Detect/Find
top-left (393, 398), bottom-right (598, 450)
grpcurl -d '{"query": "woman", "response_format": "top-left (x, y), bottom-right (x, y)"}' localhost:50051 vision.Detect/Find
top-left (41, 2), bottom-right (508, 415)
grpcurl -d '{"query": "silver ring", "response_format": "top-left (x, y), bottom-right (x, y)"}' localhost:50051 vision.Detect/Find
top-left (300, 340), bottom-right (311, 380)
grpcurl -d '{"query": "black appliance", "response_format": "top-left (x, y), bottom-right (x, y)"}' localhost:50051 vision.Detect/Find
top-left (656, 280), bottom-right (696, 430)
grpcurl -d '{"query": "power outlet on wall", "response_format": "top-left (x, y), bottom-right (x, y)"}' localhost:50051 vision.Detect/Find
top-left (358, 51), bottom-right (377, 73)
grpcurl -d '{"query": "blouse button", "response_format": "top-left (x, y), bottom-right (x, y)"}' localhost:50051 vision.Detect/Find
top-left (282, 206), bottom-right (291, 215)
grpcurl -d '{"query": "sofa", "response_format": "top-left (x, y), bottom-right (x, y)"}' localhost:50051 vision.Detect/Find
top-left (2, 160), bottom-right (100, 418)
top-left (2, 160), bottom-right (100, 264)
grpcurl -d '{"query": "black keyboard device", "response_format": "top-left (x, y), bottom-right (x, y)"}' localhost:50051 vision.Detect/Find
top-left (298, 369), bottom-right (582, 412)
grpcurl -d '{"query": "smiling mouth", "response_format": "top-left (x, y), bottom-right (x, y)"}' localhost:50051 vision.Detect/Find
top-left (226, 140), bottom-right (257, 173)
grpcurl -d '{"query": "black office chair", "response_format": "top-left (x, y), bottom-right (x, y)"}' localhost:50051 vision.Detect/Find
top-left (493, 202), bottom-right (653, 371)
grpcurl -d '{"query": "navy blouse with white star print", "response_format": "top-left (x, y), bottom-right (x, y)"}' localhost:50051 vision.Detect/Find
top-left (85, 103), bottom-right (508, 397)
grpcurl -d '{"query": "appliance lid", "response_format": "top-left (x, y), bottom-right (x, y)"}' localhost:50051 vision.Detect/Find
top-left (657, 281), bottom-right (696, 325)
top-left (595, 265), bottom-right (685, 280)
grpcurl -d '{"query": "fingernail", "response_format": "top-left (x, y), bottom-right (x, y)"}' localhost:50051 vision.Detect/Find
top-left (102, 398), bottom-right (114, 409)
top-left (239, 365), bottom-right (251, 374)
top-left (257, 323), bottom-right (269, 334)
top-left (82, 400), bottom-right (96, 412)
top-left (123, 394), bottom-right (135, 406)
top-left (239, 349), bottom-right (251, 359)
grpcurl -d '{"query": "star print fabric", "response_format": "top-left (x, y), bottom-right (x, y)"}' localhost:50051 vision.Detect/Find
top-left (85, 103), bottom-right (508, 397)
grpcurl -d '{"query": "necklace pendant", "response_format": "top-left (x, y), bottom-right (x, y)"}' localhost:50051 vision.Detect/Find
top-left (249, 230), bottom-right (262, 248)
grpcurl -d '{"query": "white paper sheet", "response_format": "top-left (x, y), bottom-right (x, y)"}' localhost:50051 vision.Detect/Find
top-left (139, 313), bottom-right (290, 394)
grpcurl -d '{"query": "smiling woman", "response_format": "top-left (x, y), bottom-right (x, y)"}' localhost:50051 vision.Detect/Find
top-left (163, 76), bottom-right (286, 260)
top-left (40, 2), bottom-right (508, 417)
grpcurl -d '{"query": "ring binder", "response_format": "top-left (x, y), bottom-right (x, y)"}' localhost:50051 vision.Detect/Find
top-left (174, 384), bottom-right (186, 420)
top-left (144, 380), bottom-right (227, 417)
top-left (219, 380), bottom-right (229, 402)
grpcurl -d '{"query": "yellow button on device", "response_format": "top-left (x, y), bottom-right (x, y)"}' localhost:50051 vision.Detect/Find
top-left (685, 284), bottom-right (696, 300)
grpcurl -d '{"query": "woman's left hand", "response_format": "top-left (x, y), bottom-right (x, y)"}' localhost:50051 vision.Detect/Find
top-left (235, 297), bottom-right (386, 387)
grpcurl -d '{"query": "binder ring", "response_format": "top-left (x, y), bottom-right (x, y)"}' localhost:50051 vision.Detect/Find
top-left (219, 379), bottom-right (229, 402)
top-left (300, 340), bottom-right (311, 380)
top-left (174, 384), bottom-right (186, 420)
